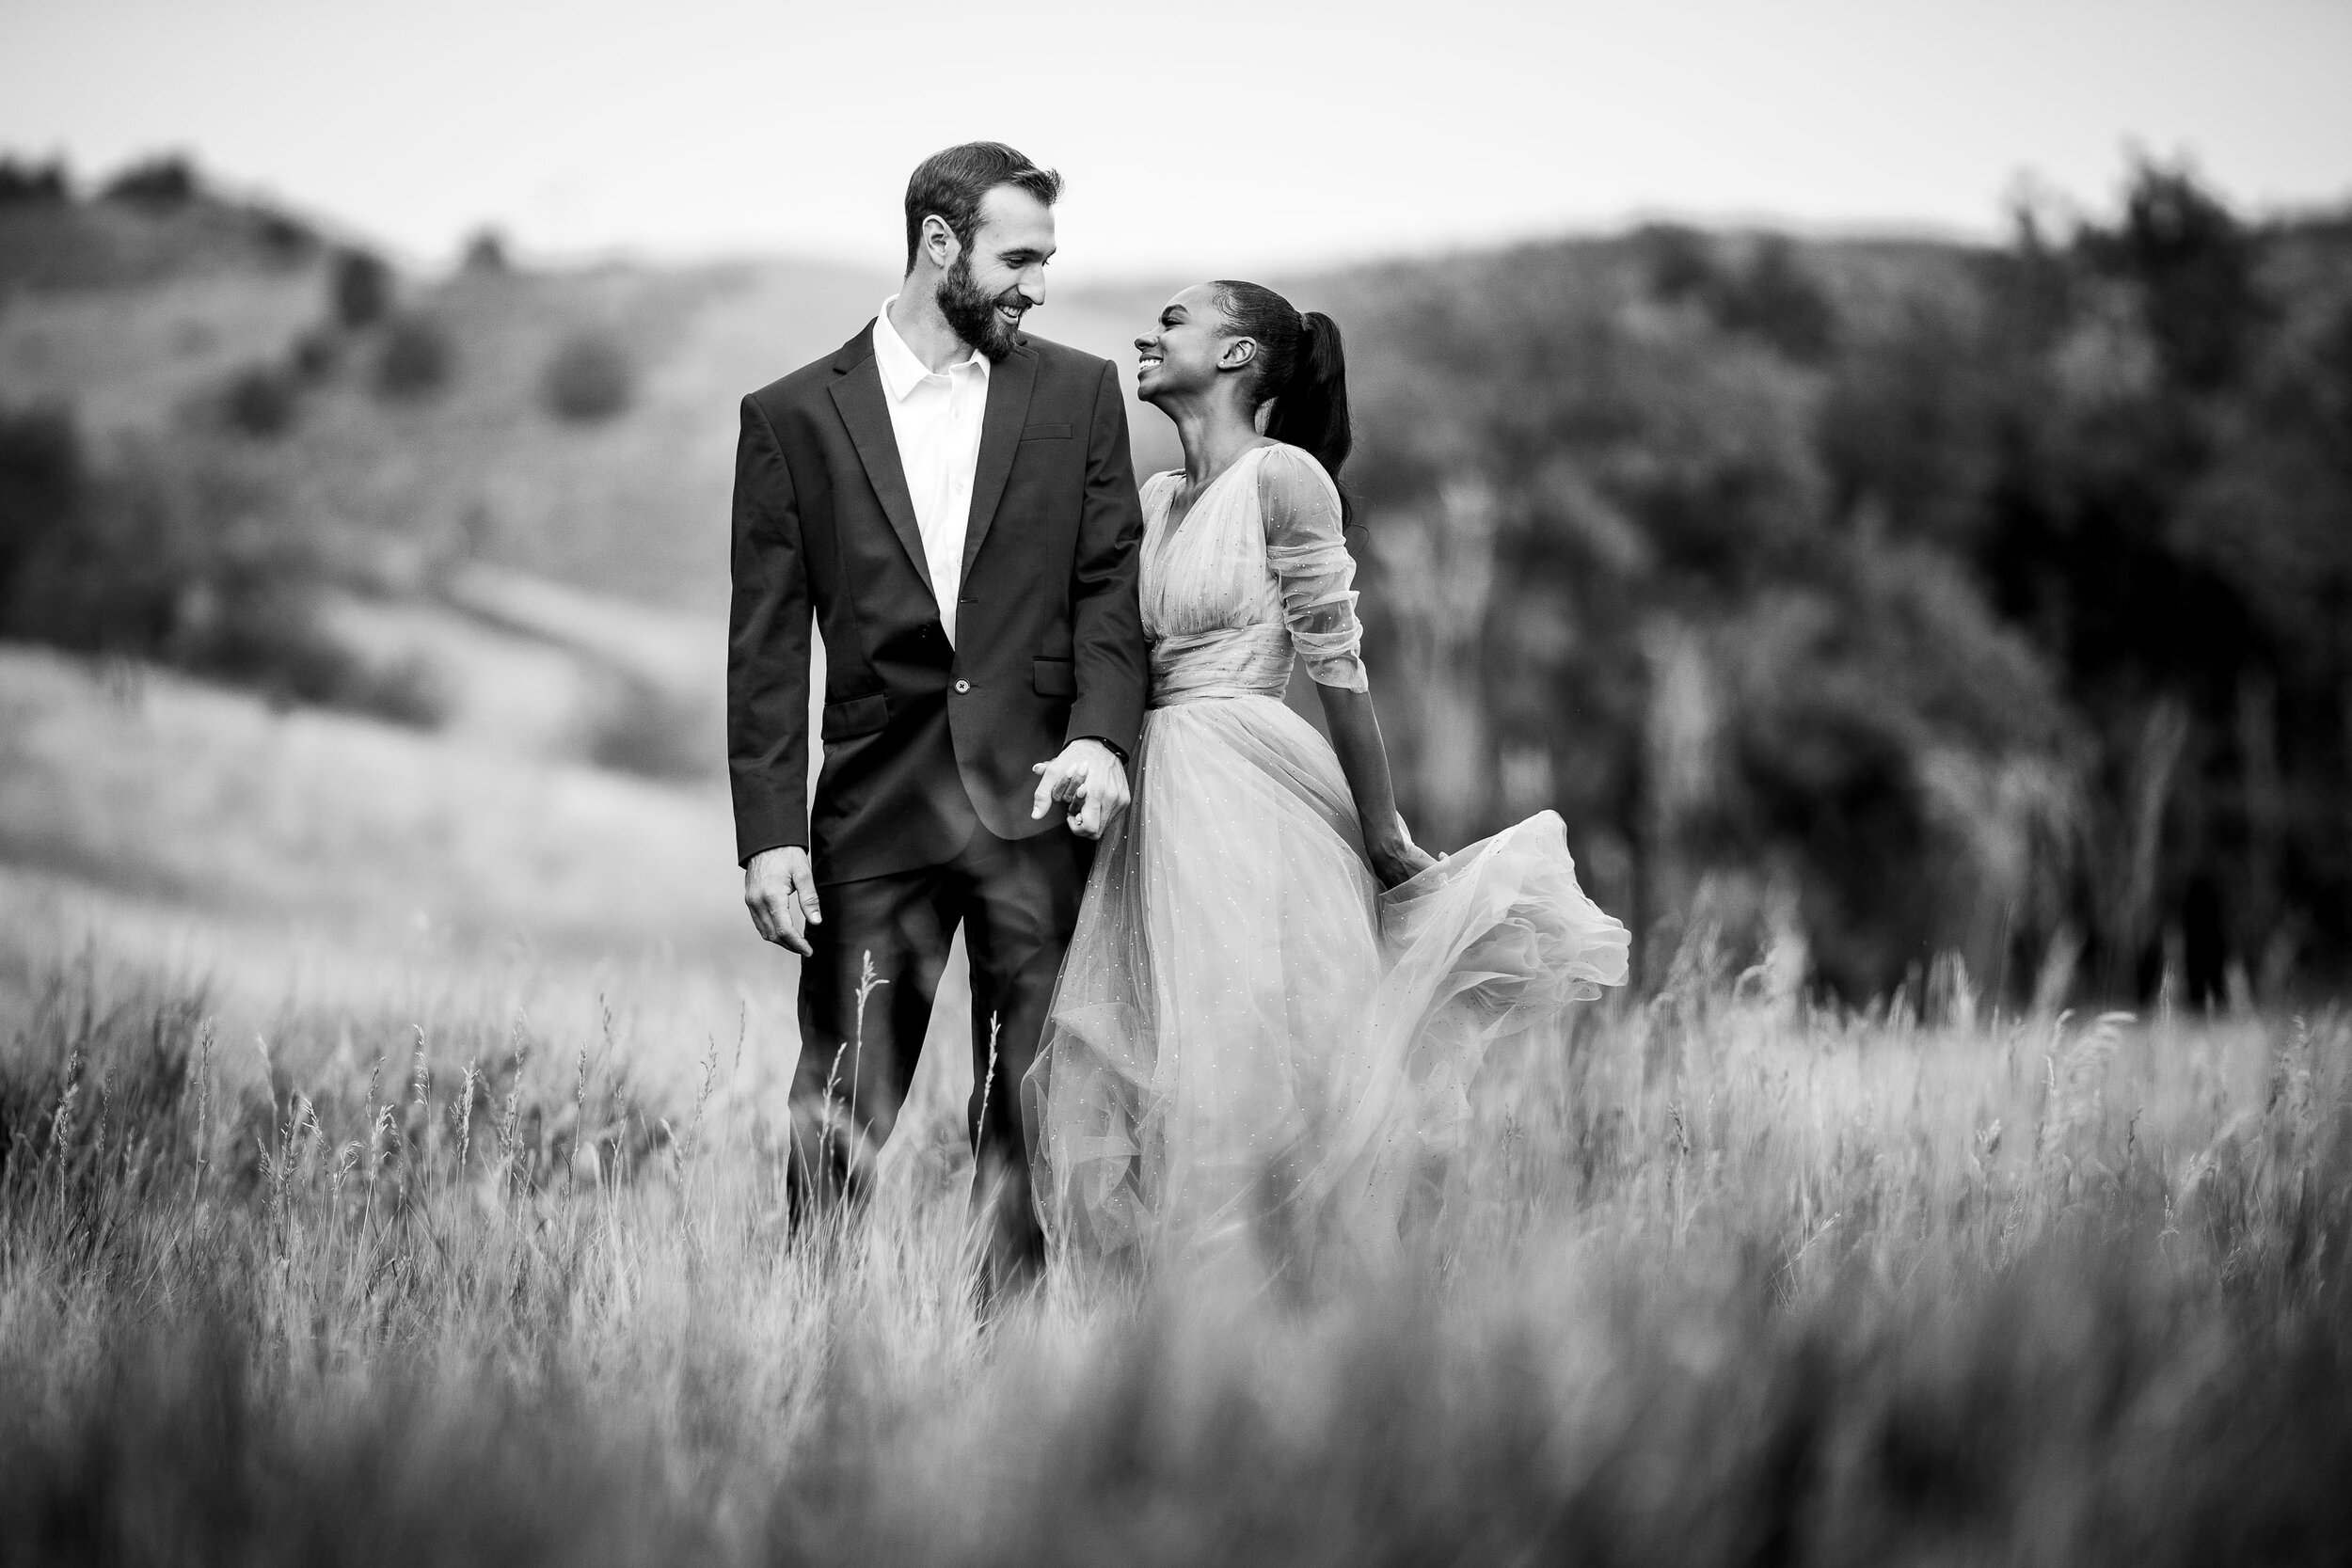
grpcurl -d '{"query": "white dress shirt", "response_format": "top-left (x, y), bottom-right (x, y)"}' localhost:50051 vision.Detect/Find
top-left (871, 296), bottom-right (989, 644)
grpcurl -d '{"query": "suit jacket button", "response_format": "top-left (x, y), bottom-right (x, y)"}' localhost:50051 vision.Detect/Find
top-left (953, 679), bottom-right (971, 694)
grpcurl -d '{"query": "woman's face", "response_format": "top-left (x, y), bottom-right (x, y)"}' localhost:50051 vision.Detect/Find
top-left (1134, 283), bottom-right (1247, 405)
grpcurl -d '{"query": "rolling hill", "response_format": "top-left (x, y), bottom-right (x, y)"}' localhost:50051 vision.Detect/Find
top-left (8, 156), bottom-right (2349, 1000)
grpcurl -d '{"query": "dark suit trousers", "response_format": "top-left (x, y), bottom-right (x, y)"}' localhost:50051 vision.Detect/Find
top-left (791, 818), bottom-right (1090, 1269)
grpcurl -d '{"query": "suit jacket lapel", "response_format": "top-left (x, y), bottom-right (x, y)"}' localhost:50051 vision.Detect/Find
top-left (960, 343), bottom-right (1037, 582)
top-left (826, 326), bottom-right (934, 601)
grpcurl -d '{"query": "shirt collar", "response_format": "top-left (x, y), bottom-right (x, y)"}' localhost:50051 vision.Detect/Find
top-left (872, 295), bottom-right (989, 403)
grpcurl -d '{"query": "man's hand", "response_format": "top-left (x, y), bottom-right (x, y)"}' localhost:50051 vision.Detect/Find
top-left (744, 846), bottom-right (822, 956)
top-left (1030, 738), bottom-right (1131, 840)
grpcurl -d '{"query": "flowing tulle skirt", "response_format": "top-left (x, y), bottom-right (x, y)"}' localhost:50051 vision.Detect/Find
top-left (1025, 692), bottom-right (1630, 1269)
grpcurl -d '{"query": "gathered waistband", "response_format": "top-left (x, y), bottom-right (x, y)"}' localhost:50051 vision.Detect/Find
top-left (1149, 624), bottom-right (1293, 708)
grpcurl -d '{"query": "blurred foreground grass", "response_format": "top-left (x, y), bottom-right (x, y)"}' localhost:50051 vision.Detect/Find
top-left (3, 926), bottom-right (2347, 1566)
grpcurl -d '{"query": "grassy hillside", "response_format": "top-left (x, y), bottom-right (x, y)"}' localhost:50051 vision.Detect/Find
top-left (2, 178), bottom-right (1176, 616)
top-left (0, 163), bottom-right (321, 290)
top-left (0, 644), bottom-right (736, 954)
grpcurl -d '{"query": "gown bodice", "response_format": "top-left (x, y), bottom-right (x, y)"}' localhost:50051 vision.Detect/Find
top-left (1139, 444), bottom-right (1369, 707)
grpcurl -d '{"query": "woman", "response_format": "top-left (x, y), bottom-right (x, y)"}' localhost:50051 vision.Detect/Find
top-left (1024, 281), bottom-right (1629, 1272)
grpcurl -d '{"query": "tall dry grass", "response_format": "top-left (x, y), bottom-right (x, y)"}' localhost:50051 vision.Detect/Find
top-left (1, 929), bottom-right (2347, 1565)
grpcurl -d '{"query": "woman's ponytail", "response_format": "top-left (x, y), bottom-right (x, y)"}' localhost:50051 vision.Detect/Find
top-left (1266, 310), bottom-right (1353, 513)
top-left (1211, 282), bottom-right (1357, 527)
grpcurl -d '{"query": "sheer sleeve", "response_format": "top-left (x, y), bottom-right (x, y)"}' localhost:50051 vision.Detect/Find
top-left (1258, 444), bottom-right (1368, 690)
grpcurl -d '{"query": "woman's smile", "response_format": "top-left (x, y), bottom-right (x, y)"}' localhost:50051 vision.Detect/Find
top-left (1134, 338), bottom-right (1166, 389)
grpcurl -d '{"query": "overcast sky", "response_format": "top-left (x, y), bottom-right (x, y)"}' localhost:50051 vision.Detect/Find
top-left (5, 0), bottom-right (2348, 277)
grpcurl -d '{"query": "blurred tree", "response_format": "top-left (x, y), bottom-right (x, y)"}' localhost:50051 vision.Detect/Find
top-left (2080, 160), bottom-right (2269, 393)
top-left (1636, 226), bottom-right (1838, 363)
top-left (1961, 162), bottom-right (2350, 996)
top-left (1639, 223), bottom-right (1720, 305)
top-left (1330, 164), bottom-right (2349, 1000)
top-left (331, 247), bottom-right (394, 330)
top-left (1713, 238), bottom-right (1838, 363)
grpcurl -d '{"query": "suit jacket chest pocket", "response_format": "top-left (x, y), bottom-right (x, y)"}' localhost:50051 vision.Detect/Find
top-left (1019, 423), bottom-right (1072, 442)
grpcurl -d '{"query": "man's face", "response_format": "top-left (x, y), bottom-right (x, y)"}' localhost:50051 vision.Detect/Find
top-left (934, 184), bottom-right (1056, 360)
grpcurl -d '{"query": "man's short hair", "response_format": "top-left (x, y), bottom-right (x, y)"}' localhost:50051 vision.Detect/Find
top-left (903, 142), bottom-right (1062, 274)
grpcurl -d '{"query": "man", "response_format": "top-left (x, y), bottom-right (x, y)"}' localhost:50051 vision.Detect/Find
top-left (727, 142), bottom-right (1148, 1282)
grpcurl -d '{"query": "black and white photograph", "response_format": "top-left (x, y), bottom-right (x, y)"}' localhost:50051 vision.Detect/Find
top-left (3, 1), bottom-right (2350, 1560)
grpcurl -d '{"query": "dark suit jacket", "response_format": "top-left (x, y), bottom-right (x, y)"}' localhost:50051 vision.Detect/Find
top-left (727, 322), bottom-right (1149, 884)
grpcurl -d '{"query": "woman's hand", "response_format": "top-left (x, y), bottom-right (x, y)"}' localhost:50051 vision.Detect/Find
top-left (1316, 686), bottom-right (1431, 889)
top-left (1367, 814), bottom-right (1438, 890)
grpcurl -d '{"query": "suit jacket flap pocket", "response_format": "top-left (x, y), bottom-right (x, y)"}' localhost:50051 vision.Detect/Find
top-left (821, 693), bottom-right (889, 741)
top-left (1031, 657), bottom-right (1076, 698)
top-left (1019, 422), bottom-right (1073, 440)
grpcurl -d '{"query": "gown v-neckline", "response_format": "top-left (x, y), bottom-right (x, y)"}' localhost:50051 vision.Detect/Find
top-left (1160, 443), bottom-right (1271, 536)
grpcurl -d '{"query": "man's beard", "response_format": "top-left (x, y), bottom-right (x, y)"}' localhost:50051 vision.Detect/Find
top-left (937, 253), bottom-right (1024, 361)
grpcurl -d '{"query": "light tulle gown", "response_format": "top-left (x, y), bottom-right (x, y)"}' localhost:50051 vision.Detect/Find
top-left (1025, 443), bottom-right (1629, 1268)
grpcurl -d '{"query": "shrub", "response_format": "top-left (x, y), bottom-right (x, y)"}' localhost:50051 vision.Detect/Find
top-left (330, 246), bottom-right (393, 330)
top-left (584, 673), bottom-right (710, 780)
top-left (541, 331), bottom-right (633, 422)
top-left (99, 154), bottom-right (198, 209)
top-left (461, 227), bottom-right (511, 274)
top-left (179, 587), bottom-right (446, 724)
top-left (251, 209), bottom-right (319, 263)
top-left (288, 328), bottom-right (340, 382)
top-left (0, 157), bottom-right (70, 206)
top-left (342, 651), bottom-right (448, 727)
top-left (221, 363), bottom-right (301, 437)
top-left (0, 403), bottom-right (83, 604)
top-left (373, 314), bottom-right (453, 402)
